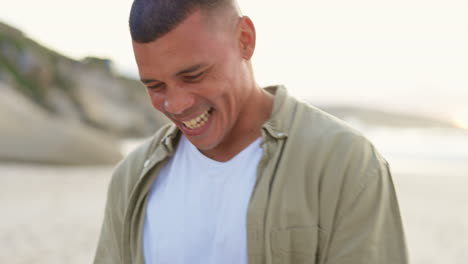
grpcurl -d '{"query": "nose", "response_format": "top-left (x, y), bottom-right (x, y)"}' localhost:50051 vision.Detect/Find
top-left (163, 86), bottom-right (195, 115)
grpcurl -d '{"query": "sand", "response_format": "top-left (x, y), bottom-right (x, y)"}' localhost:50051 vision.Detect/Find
top-left (0, 164), bottom-right (112, 264)
top-left (1, 162), bottom-right (467, 264)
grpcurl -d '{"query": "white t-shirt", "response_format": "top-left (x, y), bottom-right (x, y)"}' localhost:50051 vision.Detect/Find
top-left (143, 135), bottom-right (263, 264)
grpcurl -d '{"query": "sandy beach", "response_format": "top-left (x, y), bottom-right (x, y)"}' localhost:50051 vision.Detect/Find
top-left (0, 164), bottom-right (112, 264)
top-left (1, 161), bottom-right (467, 264)
top-left (394, 169), bottom-right (468, 263)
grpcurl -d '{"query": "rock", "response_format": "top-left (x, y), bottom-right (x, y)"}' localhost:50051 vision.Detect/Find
top-left (0, 83), bottom-right (122, 165)
top-left (46, 87), bottom-right (83, 121)
top-left (0, 22), bottom-right (168, 139)
top-left (71, 65), bottom-right (168, 136)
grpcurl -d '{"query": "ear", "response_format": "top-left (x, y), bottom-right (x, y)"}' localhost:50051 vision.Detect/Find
top-left (237, 16), bottom-right (256, 60)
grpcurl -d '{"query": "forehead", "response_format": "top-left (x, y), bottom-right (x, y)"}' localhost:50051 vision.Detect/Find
top-left (132, 9), bottom-right (233, 78)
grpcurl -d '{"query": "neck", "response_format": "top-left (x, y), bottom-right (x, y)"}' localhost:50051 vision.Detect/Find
top-left (201, 83), bottom-right (274, 162)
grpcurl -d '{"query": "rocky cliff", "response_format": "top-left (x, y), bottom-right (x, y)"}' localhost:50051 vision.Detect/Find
top-left (0, 22), bottom-right (168, 165)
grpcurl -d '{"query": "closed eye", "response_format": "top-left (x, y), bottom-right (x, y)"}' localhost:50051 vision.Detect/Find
top-left (183, 71), bottom-right (205, 82)
top-left (147, 82), bottom-right (165, 90)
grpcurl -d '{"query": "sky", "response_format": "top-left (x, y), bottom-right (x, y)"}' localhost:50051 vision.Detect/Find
top-left (1, 0), bottom-right (468, 124)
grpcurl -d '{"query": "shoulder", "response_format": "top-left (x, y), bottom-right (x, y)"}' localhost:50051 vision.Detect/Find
top-left (269, 87), bottom-right (368, 154)
top-left (287, 97), bottom-right (373, 156)
top-left (283, 97), bottom-right (388, 190)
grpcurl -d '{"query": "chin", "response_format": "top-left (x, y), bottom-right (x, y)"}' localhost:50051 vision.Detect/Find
top-left (187, 136), bottom-right (221, 151)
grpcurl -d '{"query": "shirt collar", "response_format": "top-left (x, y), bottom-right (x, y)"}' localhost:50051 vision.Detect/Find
top-left (160, 124), bottom-right (180, 155)
top-left (261, 85), bottom-right (293, 140)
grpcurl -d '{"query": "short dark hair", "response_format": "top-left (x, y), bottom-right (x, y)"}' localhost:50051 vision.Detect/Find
top-left (130, 0), bottom-right (234, 43)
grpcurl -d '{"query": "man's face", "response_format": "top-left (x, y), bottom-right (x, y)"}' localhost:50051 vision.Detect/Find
top-left (133, 9), bottom-right (253, 154)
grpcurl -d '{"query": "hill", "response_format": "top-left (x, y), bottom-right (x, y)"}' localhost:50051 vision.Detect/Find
top-left (0, 22), bottom-right (168, 164)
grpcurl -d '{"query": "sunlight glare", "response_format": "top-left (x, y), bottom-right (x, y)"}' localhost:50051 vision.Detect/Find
top-left (453, 109), bottom-right (468, 129)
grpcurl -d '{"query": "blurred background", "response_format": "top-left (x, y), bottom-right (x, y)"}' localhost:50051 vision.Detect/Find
top-left (1, 0), bottom-right (467, 263)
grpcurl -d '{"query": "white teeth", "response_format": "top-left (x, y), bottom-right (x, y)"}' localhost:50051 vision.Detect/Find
top-left (182, 109), bottom-right (211, 129)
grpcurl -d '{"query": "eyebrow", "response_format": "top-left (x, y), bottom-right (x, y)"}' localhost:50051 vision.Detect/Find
top-left (141, 78), bottom-right (159, 84)
top-left (140, 63), bottom-right (207, 84)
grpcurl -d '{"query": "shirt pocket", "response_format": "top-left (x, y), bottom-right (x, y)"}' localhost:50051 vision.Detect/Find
top-left (270, 226), bottom-right (318, 264)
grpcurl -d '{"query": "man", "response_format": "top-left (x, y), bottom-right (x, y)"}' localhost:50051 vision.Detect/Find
top-left (94, 0), bottom-right (408, 263)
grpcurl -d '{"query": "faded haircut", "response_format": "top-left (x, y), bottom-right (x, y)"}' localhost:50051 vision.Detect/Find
top-left (130, 0), bottom-right (238, 43)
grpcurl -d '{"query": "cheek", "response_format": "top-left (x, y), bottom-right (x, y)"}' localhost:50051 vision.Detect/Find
top-left (148, 92), bottom-right (165, 112)
top-left (205, 68), bottom-right (237, 97)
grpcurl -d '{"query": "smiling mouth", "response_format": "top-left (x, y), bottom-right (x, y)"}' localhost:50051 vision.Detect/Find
top-left (182, 108), bottom-right (213, 129)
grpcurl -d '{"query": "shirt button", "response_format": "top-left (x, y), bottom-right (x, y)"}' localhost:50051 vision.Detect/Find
top-left (143, 159), bottom-right (150, 168)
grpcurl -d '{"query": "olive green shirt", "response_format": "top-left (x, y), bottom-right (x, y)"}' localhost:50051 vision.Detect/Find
top-left (94, 85), bottom-right (408, 264)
